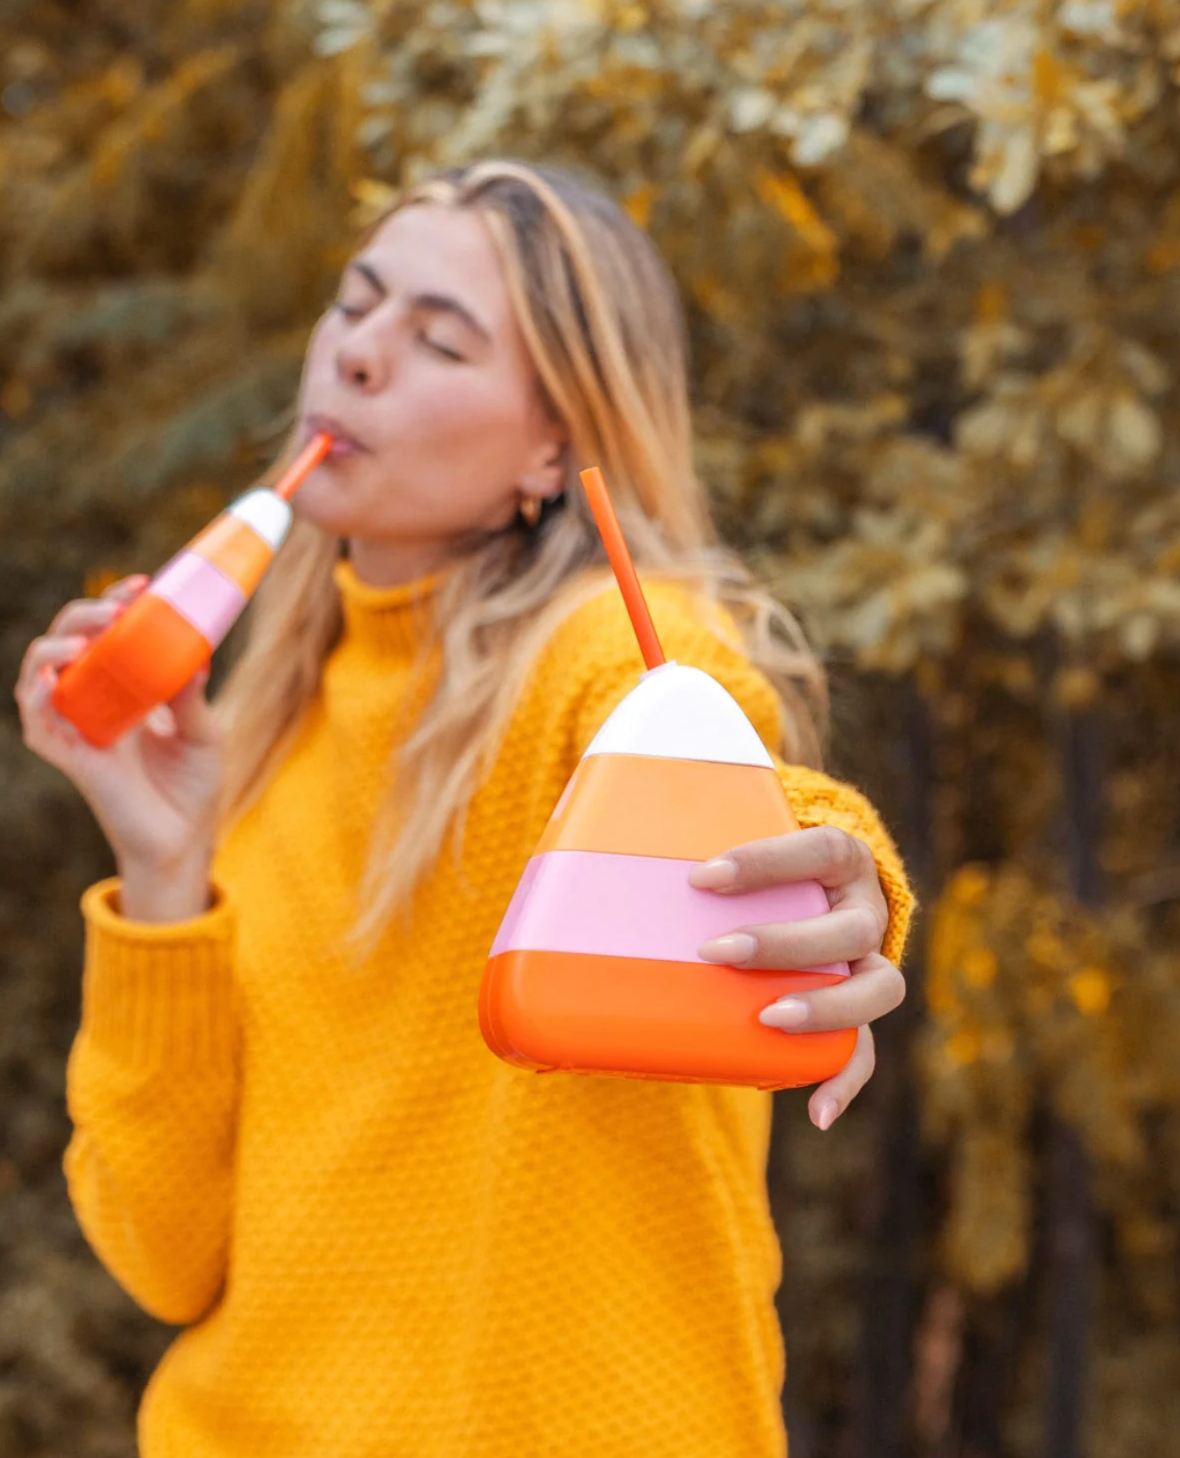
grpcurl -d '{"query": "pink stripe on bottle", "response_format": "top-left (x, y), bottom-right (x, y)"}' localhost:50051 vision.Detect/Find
top-left (490, 850), bottom-right (848, 976)
top-left (149, 552), bottom-right (248, 648)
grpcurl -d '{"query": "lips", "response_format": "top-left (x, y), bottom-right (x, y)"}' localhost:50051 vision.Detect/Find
top-left (303, 414), bottom-right (370, 457)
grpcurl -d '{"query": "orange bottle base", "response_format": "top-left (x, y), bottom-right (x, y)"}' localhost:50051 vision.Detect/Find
top-left (481, 949), bottom-right (856, 1090)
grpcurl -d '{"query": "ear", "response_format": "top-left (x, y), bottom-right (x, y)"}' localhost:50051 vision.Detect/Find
top-left (519, 415), bottom-right (569, 501)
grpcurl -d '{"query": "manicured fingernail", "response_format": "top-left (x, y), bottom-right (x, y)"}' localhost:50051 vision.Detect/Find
top-left (758, 997), bottom-right (809, 1028)
top-left (690, 857), bottom-right (738, 890)
top-left (699, 932), bottom-right (757, 965)
top-left (815, 1099), bottom-right (839, 1131)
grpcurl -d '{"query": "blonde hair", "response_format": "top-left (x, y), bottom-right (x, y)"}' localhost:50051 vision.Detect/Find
top-left (217, 160), bottom-right (827, 944)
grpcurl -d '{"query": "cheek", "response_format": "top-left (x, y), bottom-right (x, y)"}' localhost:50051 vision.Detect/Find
top-left (392, 366), bottom-right (535, 463)
top-left (369, 378), bottom-right (532, 531)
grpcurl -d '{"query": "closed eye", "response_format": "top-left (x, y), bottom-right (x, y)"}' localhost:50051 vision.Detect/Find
top-left (331, 292), bottom-right (468, 361)
top-left (421, 334), bottom-right (465, 362)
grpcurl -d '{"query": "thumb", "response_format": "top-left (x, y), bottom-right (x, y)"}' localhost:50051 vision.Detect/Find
top-left (167, 664), bottom-right (220, 747)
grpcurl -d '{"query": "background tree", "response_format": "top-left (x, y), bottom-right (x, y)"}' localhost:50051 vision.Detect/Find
top-left (2, 2), bottom-right (1178, 1454)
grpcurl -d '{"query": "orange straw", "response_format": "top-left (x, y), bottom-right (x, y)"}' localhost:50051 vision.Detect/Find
top-left (579, 466), bottom-right (666, 671)
top-left (273, 431), bottom-right (333, 502)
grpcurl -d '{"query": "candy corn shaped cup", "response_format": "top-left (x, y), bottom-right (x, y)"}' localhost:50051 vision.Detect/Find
top-left (52, 434), bottom-right (331, 747)
top-left (479, 470), bottom-right (856, 1090)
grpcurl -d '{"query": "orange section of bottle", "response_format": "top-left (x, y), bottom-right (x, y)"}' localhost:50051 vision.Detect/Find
top-left (188, 513), bottom-right (274, 595)
top-left (481, 949), bottom-right (854, 1089)
top-left (535, 753), bottom-right (799, 861)
top-left (52, 595), bottom-right (211, 748)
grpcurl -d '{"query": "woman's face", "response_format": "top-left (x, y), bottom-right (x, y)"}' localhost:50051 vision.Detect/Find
top-left (293, 204), bottom-right (566, 584)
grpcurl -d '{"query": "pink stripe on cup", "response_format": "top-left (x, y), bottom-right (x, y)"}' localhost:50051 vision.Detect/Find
top-left (150, 552), bottom-right (248, 647)
top-left (490, 850), bottom-right (848, 976)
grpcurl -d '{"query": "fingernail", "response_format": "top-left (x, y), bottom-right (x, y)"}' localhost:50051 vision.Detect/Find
top-left (758, 997), bottom-right (809, 1028)
top-left (698, 932), bottom-right (757, 965)
top-left (690, 857), bottom-right (738, 890)
top-left (816, 1099), bottom-right (839, 1131)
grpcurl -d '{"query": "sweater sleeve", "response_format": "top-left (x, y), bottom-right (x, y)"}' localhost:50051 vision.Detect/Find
top-left (560, 583), bottom-right (916, 969)
top-left (774, 761), bottom-right (915, 967)
top-left (63, 878), bottom-right (240, 1326)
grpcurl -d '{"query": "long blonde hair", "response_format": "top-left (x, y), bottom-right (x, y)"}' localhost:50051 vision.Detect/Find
top-left (217, 160), bottom-right (827, 943)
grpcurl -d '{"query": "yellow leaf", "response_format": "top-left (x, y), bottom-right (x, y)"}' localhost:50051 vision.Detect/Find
top-left (1146, 237), bottom-right (1180, 273)
top-left (1027, 930), bottom-right (1066, 968)
top-left (351, 177), bottom-right (398, 210)
top-left (950, 865), bottom-right (991, 908)
top-left (1069, 967), bottom-right (1112, 1017)
top-left (1033, 49), bottom-right (1068, 104)
top-left (615, 3), bottom-right (648, 33)
top-left (755, 169), bottom-right (837, 258)
top-left (962, 947), bottom-right (998, 990)
top-left (1053, 665), bottom-right (1102, 709)
top-left (946, 1028), bottom-right (982, 1066)
top-left (690, 272), bottom-right (742, 324)
top-left (974, 282), bottom-right (1007, 324)
top-left (623, 182), bottom-right (656, 227)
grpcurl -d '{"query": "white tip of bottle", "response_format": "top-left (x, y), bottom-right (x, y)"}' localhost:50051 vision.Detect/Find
top-left (583, 662), bottom-right (775, 767)
top-left (229, 490), bottom-right (293, 550)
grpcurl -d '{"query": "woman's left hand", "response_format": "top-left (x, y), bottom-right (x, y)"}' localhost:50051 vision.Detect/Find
top-left (689, 826), bottom-right (906, 1132)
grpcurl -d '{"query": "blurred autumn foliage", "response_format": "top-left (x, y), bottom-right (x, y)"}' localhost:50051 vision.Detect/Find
top-left (2, 2), bottom-right (1180, 1456)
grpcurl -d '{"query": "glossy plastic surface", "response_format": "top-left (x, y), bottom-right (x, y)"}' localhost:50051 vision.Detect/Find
top-left (479, 664), bottom-right (857, 1090)
top-left (52, 501), bottom-right (289, 747)
top-left (51, 594), bottom-right (212, 747)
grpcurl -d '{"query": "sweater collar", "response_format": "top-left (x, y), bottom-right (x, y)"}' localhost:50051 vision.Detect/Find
top-left (333, 558), bottom-right (448, 658)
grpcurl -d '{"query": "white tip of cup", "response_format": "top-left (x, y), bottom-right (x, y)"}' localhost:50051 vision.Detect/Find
top-left (229, 490), bottom-right (293, 551)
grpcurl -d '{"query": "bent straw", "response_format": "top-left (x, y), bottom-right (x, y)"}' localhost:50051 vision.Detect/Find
top-left (579, 466), bottom-right (666, 672)
top-left (274, 431), bottom-right (334, 502)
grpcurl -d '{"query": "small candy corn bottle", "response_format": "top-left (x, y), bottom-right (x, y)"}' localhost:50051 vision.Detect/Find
top-left (52, 434), bottom-right (331, 747)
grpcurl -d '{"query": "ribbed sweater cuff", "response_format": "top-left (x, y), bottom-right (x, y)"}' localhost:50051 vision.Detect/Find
top-left (874, 862), bottom-right (915, 969)
top-left (777, 771), bottom-right (917, 969)
top-left (79, 878), bottom-right (238, 1071)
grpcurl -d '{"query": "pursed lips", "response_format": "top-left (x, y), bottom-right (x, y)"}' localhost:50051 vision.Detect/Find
top-left (304, 415), bottom-right (370, 457)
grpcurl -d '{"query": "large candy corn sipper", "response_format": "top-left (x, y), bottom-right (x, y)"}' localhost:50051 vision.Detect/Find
top-left (479, 467), bottom-right (856, 1089)
top-left (52, 433), bottom-right (332, 747)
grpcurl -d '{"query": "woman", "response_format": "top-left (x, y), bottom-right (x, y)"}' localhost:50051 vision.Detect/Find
top-left (17, 160), bottom-right (911, 1457)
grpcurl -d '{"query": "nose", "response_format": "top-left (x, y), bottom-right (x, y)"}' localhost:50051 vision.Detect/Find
top-left (335, 327), bottom-right (387, 394)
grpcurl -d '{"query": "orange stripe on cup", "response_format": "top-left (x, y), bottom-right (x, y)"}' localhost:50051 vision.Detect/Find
top-left (188, 513), bottom-right (274, 595)
top-left (480, 949), bottom-right (853, 1088)
top-left (51, 595), bottom-right (211, 747)
top-left (536, 753), bottom-right (799, 861)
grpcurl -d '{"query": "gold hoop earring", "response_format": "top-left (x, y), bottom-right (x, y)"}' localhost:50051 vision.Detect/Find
top-left (519, 493), bottom-right (542, 529)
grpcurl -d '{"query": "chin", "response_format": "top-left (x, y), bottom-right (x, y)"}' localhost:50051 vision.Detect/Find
top-left (290, 484), bottom-right (358, 537)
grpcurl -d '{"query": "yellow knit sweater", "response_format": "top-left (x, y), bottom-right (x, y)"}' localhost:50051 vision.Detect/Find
top-left (66, 563), bottom-right (914, 1458)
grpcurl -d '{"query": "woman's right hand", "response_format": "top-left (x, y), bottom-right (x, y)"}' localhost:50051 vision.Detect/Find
top-left (15, 576), bottom-right (224, 921)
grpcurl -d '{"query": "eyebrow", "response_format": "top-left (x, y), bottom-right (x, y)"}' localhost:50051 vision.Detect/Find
top-left (348, 261), bottom-right (492, 343)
